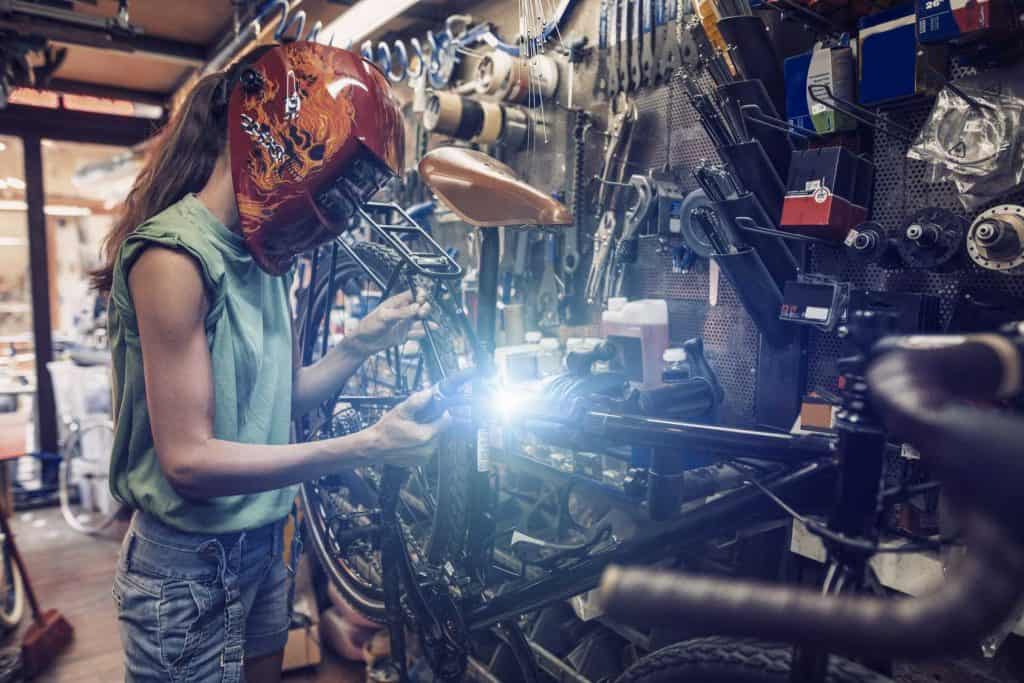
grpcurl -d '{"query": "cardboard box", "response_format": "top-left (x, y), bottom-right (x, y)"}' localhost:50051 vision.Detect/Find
top-left (282, 623), bottom-right (322, 672)
top-left (785, 45), bottom-right (856, 135)
top-left (859, 5), bottom-right (947, 105)
top-left (917, 0), bottom-right (1018, 44)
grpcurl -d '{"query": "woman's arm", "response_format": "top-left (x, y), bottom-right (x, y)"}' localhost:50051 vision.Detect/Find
top-left (291, 289), bottom-right (430, 416)
top-left (130, 247), bottom-right (449, 500)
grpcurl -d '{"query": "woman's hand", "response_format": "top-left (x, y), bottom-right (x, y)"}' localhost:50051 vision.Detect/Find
top-left (367, 389), bottom-right (452, 467)
top-left (347, 289), bottom-right (431, 357)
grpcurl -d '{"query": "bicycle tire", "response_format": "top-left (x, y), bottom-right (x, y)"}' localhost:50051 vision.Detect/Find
top-left (0, 541), bottom-right (24, 632)
top-left (300, 240), bottom-right (474, 622)
top-left (615, 637), bottom-right (892, 683)
top-left (59, 419), bottom-right (120, 535)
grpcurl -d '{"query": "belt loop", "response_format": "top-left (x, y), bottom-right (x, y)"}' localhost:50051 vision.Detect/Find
top-left (123, 531), bottom-right (136, 572)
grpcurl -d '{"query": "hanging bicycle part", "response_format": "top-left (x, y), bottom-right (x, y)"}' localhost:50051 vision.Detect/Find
top-left (895, 207), bottom-right (968, 272)
top-left (967, 205), bottom-right (1024, 274)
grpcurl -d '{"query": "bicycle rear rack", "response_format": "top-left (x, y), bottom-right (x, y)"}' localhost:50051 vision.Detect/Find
top-left (347, 202), bottom-right (463, 286)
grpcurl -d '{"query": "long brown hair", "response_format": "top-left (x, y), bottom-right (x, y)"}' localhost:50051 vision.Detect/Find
top-left (91, 48), bottom-right (269, 293)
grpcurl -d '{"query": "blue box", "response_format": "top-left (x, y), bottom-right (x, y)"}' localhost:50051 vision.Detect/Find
top-left (859, 5), bottom-right (946, 105)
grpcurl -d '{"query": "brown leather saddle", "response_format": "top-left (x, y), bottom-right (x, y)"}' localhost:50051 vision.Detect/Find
top-left (418, 147), bottom-right (573, 228)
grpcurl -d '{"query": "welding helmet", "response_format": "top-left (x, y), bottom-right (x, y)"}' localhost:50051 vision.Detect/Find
top-left (228, 42), bottom-right (405, 275)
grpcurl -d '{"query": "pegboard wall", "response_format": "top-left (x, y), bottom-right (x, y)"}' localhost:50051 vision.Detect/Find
top-left (403, 0), bottom-right (1024, 426)
top-left (628, 70), bottom-right (761, 424)
top-left (624, 62), bottom-right (1024, 422)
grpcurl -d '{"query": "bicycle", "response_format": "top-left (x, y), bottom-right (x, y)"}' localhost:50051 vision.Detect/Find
top-left (599, 321), bottom-right (1024, 682)
top-left (297, 147), bottom-right (918, 682)
top-left (47, 358), bottom-right (121, 535)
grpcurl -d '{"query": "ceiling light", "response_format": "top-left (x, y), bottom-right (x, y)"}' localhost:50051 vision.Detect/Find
top-left (0, 200), bottom-right (27, 211)
top-left (5, 178), bottom-right (25, 190)
top-left (320, 0), bottom-right (421, 47)
top-left (0, 142), bottom-right (6, 152)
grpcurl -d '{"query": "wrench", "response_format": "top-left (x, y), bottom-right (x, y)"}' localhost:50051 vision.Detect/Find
top-left (642, 0), bottom-right (657, 87)
top-left (657, 0), bottom-right (682, 81)
top-left (608, 0), bottom-right (620, 95)
top-left (626, 0), bottom-right (634, 92)
top-left (618, 0), bottom-right (630, 94)
top-left (653, 0), bottom-right (669, 84)
top-left (597, 0), bottom-right (610, 95)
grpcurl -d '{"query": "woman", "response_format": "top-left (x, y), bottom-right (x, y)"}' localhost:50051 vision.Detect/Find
top-left (91, 42), bottom-right (448, 682)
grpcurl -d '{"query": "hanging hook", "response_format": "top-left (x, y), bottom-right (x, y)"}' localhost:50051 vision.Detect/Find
top-left (807, 84), bottom-right (917, 143)
top-left (741, 104), bottom-right (821, 141)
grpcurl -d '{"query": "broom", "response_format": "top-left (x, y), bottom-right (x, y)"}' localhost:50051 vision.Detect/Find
top-left (0, 513), bottom-right (72, 677)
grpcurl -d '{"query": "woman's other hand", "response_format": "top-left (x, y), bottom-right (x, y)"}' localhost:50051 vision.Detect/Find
top-left (366, 389), bottom-right (451, 467)
top-left (347, 289), bottom-right (430, 357)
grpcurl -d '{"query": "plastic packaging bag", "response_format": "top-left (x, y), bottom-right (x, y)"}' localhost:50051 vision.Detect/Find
top-left (908, 68), bottom-right (1024, 210)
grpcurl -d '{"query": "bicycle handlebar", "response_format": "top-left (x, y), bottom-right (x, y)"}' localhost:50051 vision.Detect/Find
top-left (599, 331), bottom-right (1024, 659)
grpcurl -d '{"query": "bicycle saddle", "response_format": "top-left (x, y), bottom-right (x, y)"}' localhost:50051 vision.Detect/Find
top-left (418, 147), bottom-right (573, 228)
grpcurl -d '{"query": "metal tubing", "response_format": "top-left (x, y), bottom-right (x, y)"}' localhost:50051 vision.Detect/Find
top-left (23, 135), bottom-right (58, 457)
top-left (465, 460), bottom-right (834, 630)
top-left (581, 413), bottom-right (833, 461)
top-left (476, 229), bottom-right (500, 355)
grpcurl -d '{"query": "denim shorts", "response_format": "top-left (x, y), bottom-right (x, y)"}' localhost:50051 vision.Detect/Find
top-left (112, 512), bottom-right (296, 683)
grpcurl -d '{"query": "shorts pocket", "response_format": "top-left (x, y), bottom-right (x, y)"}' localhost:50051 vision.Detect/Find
top-left (158, 580), bottom-right (217, 676)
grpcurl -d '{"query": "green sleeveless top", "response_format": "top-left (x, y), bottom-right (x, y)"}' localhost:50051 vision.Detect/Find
top-left (108, 194), bottom-right (296, 533)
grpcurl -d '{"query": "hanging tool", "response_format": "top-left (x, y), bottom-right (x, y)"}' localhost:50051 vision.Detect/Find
top-left (597, 0), bottom-right (610, 95)
top-left (653, 0), bottom-right (670, 82)
top-left (563, 110), bottom-right (590, 320)
top-left (658, 0), bottom-right (683, 81)
top-left (586, 95), bottom-right (637, 303)
top-left (607, 0), bottom-right (620, 95)
top-left (608, 173), bottom-right (658, 299)
top-left (642, 0), bottom-right (657, 87)
top-left (618, 0), bottom-right (630, 93)
top-left (540, 235), bottom-right (563, 332)
top-left (629, 0), bottom-right (642, 91)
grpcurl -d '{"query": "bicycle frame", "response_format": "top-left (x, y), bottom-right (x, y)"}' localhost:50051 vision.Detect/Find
top-left (297, 203), bottom-right (890, 683)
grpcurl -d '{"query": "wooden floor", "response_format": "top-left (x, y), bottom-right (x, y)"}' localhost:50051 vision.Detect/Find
top-left (11, 507), bottom-right (364, 683)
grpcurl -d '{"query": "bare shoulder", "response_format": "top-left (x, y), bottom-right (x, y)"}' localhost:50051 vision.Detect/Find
top-left (128, 246), bottom-right (208, 332)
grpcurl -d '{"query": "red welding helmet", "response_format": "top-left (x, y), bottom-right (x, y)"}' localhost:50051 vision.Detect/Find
top-left (228, 42), bottom-right (405, 275)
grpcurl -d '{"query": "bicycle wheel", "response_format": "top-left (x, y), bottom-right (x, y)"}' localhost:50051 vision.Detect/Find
top-left (299, 240), bottom-right (476, 622)
top-left (615, 637), bottom-right (891, 683)
top-left (59, 419), bottom-right (119, 535)
top-left (0, 537), bottom-right (24, 632)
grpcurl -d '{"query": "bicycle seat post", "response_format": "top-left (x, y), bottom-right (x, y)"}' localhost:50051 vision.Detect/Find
top-left (418, 147), bottom-right (574, 361)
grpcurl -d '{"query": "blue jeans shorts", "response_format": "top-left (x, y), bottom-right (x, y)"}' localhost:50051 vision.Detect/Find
top-left (112, 512), bottom-right (298, 683)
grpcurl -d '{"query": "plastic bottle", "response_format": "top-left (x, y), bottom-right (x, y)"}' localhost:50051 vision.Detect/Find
top-left (600, 298), bottom-right (670, 388)
top-left (662, 347), bottom-right (690, 383)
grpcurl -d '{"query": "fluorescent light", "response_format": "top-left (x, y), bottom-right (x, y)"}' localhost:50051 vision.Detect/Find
top-left (44, 205), bottom-right (92, 217)
top-left (0, 142), bottom-right (6, 152)
top-left (0, 200), bottom-right (92, 216)
top-left (321, 0), bottom-right (421, 47)
top-left (0, 181), bottom-right (7, 190)
top-left (5, 178), bottom-right (24, 190)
